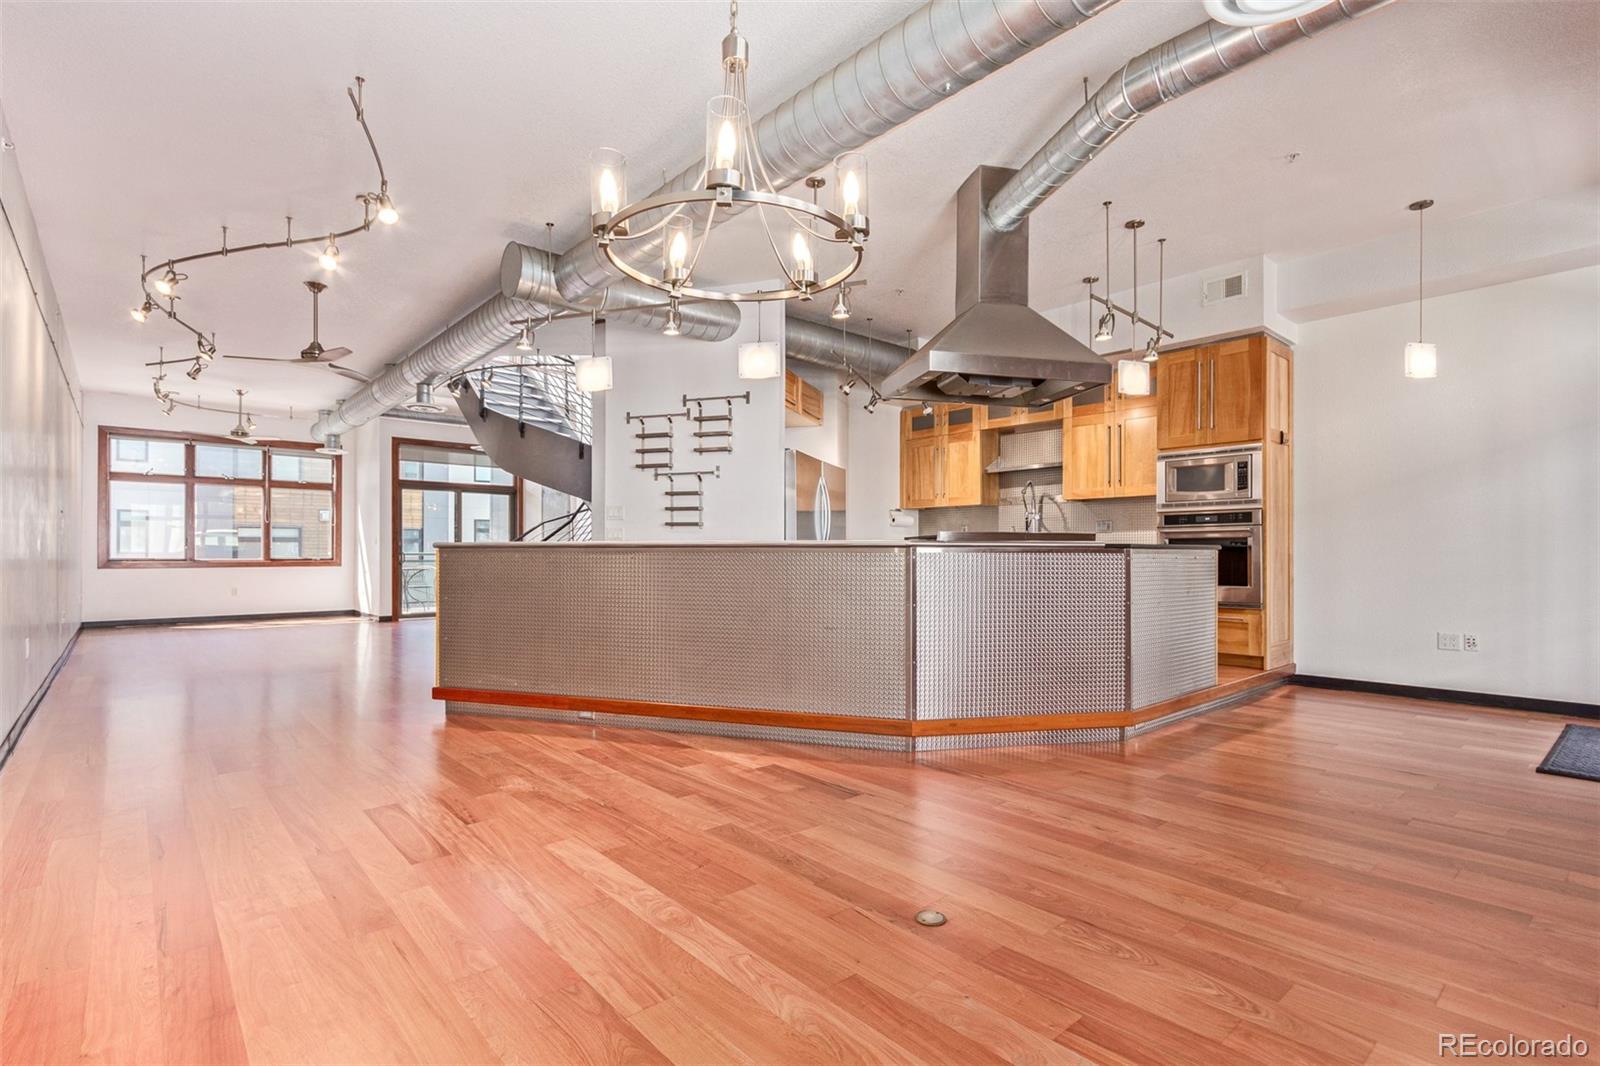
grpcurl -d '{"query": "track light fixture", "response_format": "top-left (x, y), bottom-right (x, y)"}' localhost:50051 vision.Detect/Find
top-left (839, 375), bottom-right (856, 396)
top-left (197, 335), bottom-right (217, 362)
top-left (663, 297), bottom-right (683, 337)
top-left (513, 319), bottom-right (536, 352)
top-left (1093, 201), bottom-right (1115, 343)
top-left (830, 288), bottom-right (850, 321)
top-left (1145, 237), bottom-right (1165, 362)
top-left (132, 76), bottom-right (397, 376)
top-left (920, 400), bottom-right (934, 416)
top-left (185, 361), bottom-right (205, 381)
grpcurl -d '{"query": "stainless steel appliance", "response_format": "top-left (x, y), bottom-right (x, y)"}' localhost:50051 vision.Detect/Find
top-left (785, 450), bottom-right (846, 540)
top-left (1157, 444), bottom-right (1261, 509)
top-left (1157, 508), bottom-right (1261, 607)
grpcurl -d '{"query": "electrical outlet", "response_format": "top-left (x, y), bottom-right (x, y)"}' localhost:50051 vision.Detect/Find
top-left (1437, 631), bottom-right (1462, 652)
top-left (1462, 633), bottom-right (1480, 652)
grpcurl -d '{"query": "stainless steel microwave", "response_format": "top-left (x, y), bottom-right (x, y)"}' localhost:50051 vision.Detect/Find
top-left (1157, 445), bottom-right (1261, 509)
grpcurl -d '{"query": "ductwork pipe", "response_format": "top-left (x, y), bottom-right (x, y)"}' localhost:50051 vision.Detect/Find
top-left (985, 0), bottom-right (1393, 233)
top-left (499, 242), bottom-right (738, 341)
top-left (784, 315), bottom-right (910, 381)
top-left (554, 0), bottom-right (1120, 304)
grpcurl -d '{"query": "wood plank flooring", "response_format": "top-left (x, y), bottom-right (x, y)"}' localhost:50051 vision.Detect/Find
top-left (2, 618), bottom-right (1595, 1064)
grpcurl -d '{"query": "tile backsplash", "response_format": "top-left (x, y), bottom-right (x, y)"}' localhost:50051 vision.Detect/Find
top-left (917, 425), bottom-right (1159, 543)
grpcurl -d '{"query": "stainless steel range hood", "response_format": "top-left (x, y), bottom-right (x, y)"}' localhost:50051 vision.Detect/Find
top-left (880, 165), bottom-right (1110, 408)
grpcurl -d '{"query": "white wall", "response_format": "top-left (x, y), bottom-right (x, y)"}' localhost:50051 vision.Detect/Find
top-left (2, 113), bottom-right (83, 742)
top-left (80, 392), bottom-right (360, 623)
top-left (599, 303), bottom-right (787, 541)
top-left (785, 362), bottom-right (847, 468)
top-left (1294, 266), bottom-right (1599, 704)
top-left (845, 394), bottom-right (908, 541)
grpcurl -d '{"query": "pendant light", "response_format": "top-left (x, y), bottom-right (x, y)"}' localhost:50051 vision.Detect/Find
top-left (1404, 198), bottom-right (1438, 379)
top-left (1116, 218), bottom-right (1151, 397)
top-left (737, 306), bottom-right (781, 380)
top-left (1145, 237), bottom-right (1165, 362)
top-left (1093, 201), bottom-right (1115, 343)
top-left (574, 313), bottom-right (613, 393)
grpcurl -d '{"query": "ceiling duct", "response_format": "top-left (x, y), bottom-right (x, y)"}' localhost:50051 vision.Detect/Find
top-left (985, 0), bottom-right (1395, 234)
top-left (314, 0), bottom-right (1117, 439)
top-left (880, 165), bottom-right (1111, 407)
top-left (782, 315), bottom-right (909, 380)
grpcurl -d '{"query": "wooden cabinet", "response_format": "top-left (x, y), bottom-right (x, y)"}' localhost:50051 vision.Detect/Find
top-left (1063, 368), bottom-right (1158, 500)
top-left (1156, 337), bottom-right (1265, 450)
top-left (977, 400), bottom-right (1065, 430)
top-left (897, 405), bottom-right (996, 509)
top-left (783, 369), bottom-right (824, 427)
top-left (1217, 607), bottom-right (1265, 662)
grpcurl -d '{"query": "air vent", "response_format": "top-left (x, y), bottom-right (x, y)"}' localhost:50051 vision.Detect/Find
top-left (1201, 271), bottom-right (1247, 306)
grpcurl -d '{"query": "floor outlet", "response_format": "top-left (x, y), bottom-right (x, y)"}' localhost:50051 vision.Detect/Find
top-left (1462, 633), bottom-right (1479, 652)
top-left (1437, 631), bottom-right (1462, 652)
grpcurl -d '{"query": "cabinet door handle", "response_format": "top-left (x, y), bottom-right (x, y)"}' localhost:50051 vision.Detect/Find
top-left (1195, 360), bottom-right (1202, 431)
top-left (1105, 425), bottom-right (1112, 486)
top-left (1209, 357), bottom-right (1216, 429)
top-left (1118, 423), bottom-right (1125, 486)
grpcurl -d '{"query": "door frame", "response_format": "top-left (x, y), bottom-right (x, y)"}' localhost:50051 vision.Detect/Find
top-left (390, 437), bottom-right (522, 620)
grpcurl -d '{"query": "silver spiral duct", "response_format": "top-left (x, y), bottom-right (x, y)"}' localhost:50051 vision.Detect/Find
top-left (783, 315), bottom-right (910, 380)
top-left (553, 0), bottom-right (1120, 304)
top-left (312, 293), bottom-right (546, 437)
top-left (985, 0), bottom-right (1393, 233)
top-left (499, 242), bottom-right (739, 341)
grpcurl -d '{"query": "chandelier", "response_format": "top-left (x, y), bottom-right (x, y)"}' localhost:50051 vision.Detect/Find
top-left (590, 1), bottom-right (868, 307)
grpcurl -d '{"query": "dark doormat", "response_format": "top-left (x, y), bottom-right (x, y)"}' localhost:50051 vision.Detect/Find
top-left (1536, 724), bottom-right (1600, 782)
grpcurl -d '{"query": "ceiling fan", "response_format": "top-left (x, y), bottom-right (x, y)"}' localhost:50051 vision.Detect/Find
top-left (222, 280), bottom-right (370, 382)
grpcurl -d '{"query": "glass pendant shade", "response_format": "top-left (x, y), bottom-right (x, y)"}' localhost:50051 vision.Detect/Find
top-left (1116, 359), bottom-right (1151, 397)
top-left (705, 96), bottom-right (745, 189)
top-left (1404, 341), bottom-right (1437, 380)
top-left (834, 153), bottom-right (868, 235)
top-left (738, 341), bottom-right (781, 380)
top-left (574, 355), bottom-right (614, 393)
top-left (663, 217), bottom-right (693, 287)
top-left (590, 148), bottom-right (627, 228)
top-left (789, 224), bottom-right (816, 292)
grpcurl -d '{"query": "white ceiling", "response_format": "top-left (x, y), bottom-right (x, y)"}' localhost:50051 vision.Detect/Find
top-left (3, 0), bottom-right (1596, 414)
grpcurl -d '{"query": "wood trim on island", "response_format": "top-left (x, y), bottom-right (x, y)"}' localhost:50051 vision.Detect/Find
top-left (433, 665), bottom-right (1294, 738)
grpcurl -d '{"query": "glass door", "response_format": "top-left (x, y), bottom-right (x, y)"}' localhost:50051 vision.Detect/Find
top-left (399, 488), bottom-right (457, 616)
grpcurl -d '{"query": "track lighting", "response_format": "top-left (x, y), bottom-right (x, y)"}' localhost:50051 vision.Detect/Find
top-left (830, 287), bottom-right (850, 321)
top-left (663, 298), bottom-right (683, 337)
top-left (376, 194), bottom-right (399, 225)
top-left (864, 394), bottom-right (880, 413)
top-left (1093, 200), bottom-right (1113, 343)
top-left (130, 298), bottom-right (155, 323)
top-left (839, 376), bottom-right (856, 396)
top-left (1093, 310), bottom-right (1115, 343)
top-left (920, 400), bottom-right (934, 416)
top-left (514, 321), bottom-right (535, 352)
top-left (162, 395), bottom-right (176, 416)
top-left (153, 266), bottom-right (183, 297)
top-left (185, 361), bottom-right (205, 381)
top-left (1145, 238), bottom-right (1166, 362)
top-left (318, 235), bottom-right (340, 271)
top-left (197, 335), bottom-right (217, 362)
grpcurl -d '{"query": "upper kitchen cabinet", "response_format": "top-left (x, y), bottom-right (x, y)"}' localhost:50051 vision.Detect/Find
top-left (977, 399), bottom-right (1065, 430)
top-left (1063, 364), bottom-right (1159, 500)
top-left (898, 405), bottom-right (997, 509)
top-left (1156, 335), bottom-right (1268, 450)
top-left (784, 369), bottom-right (824, 427)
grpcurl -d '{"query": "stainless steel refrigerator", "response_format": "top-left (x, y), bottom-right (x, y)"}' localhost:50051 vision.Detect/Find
top-left (784, 449), bottom-right (846, 540)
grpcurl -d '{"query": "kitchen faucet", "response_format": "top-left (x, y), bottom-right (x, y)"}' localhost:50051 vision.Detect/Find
top-left (1021, 480), bottom-right (1068, 534)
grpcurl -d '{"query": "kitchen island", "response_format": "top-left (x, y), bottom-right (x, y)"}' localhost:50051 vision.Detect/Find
top-left (433, 540), bottom-right (1218, 751)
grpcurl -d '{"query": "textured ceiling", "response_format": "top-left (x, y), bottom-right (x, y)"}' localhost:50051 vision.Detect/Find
top-left (2, 0), bottom-right (1596, 414)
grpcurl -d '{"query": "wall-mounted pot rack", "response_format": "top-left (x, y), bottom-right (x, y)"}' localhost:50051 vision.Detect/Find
top-left (683, 390), bottom-right (750, 455)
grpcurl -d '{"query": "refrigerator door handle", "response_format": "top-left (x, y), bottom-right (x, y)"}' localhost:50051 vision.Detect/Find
top-left (815, 478), bottom-right (830, 540)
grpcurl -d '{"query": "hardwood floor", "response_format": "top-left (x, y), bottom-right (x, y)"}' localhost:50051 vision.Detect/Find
top-left (2, 618), bottom-right (1595, 1064)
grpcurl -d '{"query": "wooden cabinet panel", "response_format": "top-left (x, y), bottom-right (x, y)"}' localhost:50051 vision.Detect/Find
top-left (900, 438), bottom-right (941, 509)
top-left (1156, 348), bottom-right (1204, 451)
top-left (897, 404), bottom-right (994, 509)
top-left (1065, 413), bottom-right (1111, 499)
top-left (1116, 406), bottom-right (1159, 497)
top-left (943, 432), bottom-right (982, 506)
top-left (1217, 607), bottom-right (1265, 662)
top-left (1206, 338), bottom-right (1264, 445)
top-left (784, 370), bottom-right (824, 427)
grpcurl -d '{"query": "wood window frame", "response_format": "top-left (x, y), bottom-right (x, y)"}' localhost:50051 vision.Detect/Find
top-left (390, 436), bottom-right (522, 621)
top-left (97, 425), bottom-right (342, 569)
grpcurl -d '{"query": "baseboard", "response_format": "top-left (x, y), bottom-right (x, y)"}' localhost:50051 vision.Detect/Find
top-left (1291, 674), bottom-right (1598, 720)
top-left (82, 608), bottom-right (367, 630)
top-left (1, 626), bottom-right (81, 774)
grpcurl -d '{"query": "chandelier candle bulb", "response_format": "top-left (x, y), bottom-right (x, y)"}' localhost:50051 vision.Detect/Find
top-left (789, 226), bottom-right (816, 293)
top-left (589, 148), bottom-right (627, 235)
top-left (834, 153), bottom-right (868, 237)
top-left (664, 217), bottom-right (693, 286)
top-left (705, 96), bottom-right (746, 189)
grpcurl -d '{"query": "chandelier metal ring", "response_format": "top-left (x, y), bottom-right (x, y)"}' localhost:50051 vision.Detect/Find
top-left (597, 187), bottom-right (861, 303)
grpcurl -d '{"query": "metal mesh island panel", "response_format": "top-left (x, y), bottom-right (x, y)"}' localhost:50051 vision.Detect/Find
top-left (437, 544), bottom-right (911, 719)
top-left (1127, 548), bottom-right (1218, 709)
top-left (914, 548), bottom-right (1127, 717)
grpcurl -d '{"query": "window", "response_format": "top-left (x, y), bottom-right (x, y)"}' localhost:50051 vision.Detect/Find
top-left (99, 428), bottom-right (341, 568)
